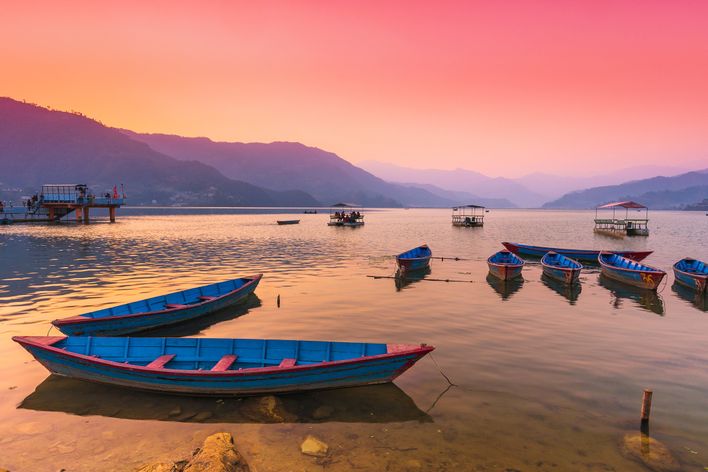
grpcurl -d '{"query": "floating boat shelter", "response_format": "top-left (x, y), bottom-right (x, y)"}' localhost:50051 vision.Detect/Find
top-left (328, 203), bottom-right (364, 227)
top-left (594, 200), bottom-right (649, 237)
top-left (0, 184), bottom-right (124, 224)
top-left (452, 205), bottom-right (485, 227)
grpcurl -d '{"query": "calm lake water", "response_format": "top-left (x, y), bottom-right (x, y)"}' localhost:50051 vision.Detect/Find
top-left (1, 208), bottom-right (707, 471)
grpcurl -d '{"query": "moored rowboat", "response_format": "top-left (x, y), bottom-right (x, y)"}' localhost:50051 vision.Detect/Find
top-left (541, 251), bottom-right (582, 285)
top-left (13, 336), bottom-right (434, 396)
top-left (502, 242), bottom-right (652, 263)
top-left (277, 220), bottom-right (300, 225)
top-left (396, 244), bottom-right (432, 272)
top-left (673, 258), bottom-right (707, 293)
top-left (487, 250), bottom-right (525, 281)
top-left (598, 252), bottom-right (666, 290)
top-left (52, 275), bottom-right (262, 336)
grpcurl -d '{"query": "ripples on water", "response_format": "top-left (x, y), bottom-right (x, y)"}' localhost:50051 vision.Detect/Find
top-left (0, 209), bottom-right (707, 471)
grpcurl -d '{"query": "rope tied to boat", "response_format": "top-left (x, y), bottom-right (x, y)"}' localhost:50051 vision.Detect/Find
top-left (427, 352), bottom-right (457, 387)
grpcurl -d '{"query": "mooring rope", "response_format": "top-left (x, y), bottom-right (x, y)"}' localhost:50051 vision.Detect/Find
top-left (427, 352), bottom-right (457, 387)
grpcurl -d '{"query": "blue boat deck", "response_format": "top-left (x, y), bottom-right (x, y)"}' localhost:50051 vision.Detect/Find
top-left (83, 279), bottom-right (249, 319)
top-left (600, 253), bottom-right (659, 272)
top-left (57, 337), bottom-right (389, 371)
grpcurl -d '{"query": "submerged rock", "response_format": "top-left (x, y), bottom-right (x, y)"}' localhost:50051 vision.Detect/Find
top-left (241, 395), bottom-right (295, 423)
top-left (620, 433), bottom-right (680, 472)
top-left (136, 432), bottom-right (250, 472)
top-left (300, 435), bottom-right (329, 457)
top-left (184, 432), bottom-right (249, 472)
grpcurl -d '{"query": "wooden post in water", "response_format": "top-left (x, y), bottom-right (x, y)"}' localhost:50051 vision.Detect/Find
top-left (277, 294), bottom-right (280, 308)
top-left (83, 207), bottom-right (90, 224)
top-left (641, 389), bottom-right (652, 423)
top-left (109, 207), bottom-right (116, 223)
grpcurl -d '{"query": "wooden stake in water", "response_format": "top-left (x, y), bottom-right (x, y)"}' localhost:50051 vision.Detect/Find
top-left (641, 389), bottom-right (653, 423)
top-left (277, 294), bottom-right (281, 308)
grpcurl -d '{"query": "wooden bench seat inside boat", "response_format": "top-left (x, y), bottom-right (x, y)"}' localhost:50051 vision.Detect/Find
top-left (211, 354), bottom-right (238, 371)
top-left (279, 358), bottom-right (297, 367)
top-left (199, 296), bottom-right (217, 301)
top-left (146, 354), bottom-right (176, 369)
top-left (164, 303), bottom-right (188, 309)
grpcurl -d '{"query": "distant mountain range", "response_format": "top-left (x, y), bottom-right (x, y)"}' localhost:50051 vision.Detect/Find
top-left (542, 170), bottom-right (708, 209)
top-left (359, 160), bottom-right (703, 207)
top-left (1, 97), bottom-right (705, 209)
top-left (122, 132), bottom-right (458, 208)
top-left (0, 98), bottom-right (317, 206)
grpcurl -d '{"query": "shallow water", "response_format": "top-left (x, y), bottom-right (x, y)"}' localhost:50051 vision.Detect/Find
top-left (1, 208), bottom-right (707, 471)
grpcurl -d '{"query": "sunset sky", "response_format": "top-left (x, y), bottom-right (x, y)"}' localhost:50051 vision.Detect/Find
top-left (2, 0), bottom-right (707, 177)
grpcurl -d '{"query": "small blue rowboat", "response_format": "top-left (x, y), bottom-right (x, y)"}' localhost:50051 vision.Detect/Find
top-left (502, 242), bottom-right (652, 263)
top-left (396, 244), bottom-right (432, 272)
top-left (52, 275), bottom-right (263, 336)
top-left (13, 336), bottom-right (434, 396)
top-left (598, 252), bottom-right (666, 290)
top-left (673, 258), bottom-right (707, 293)
top-left (541, 251), bottom-right (582, 285)
top-left (487, 250), bottom-right (525, 281)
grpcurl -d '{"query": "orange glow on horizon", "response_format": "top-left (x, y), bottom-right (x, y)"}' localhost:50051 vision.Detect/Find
top-left (2, 0), bottom-right (707, 177)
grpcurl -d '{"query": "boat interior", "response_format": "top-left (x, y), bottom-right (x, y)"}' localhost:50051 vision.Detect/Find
top-left (81, 278), bottom-right (253, 319)
top-left (490, 251), bottom-right (523, 265)
top-left (676, 258), bottom-right (708, 274)
top-left (601, 254), bottom-right (656, 272)
top-left (544, 253), bottom-right (581, 268)
top-left (399, 246), bottom-right (431, 259)
top-left (50, 337), bottom-right (389, 371)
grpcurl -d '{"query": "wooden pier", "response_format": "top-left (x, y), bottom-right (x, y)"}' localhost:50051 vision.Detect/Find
top-left (0, 184), bottom-right (124, 224)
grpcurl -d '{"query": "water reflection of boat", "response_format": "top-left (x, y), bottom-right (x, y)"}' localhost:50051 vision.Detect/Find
top-left (598, 274), bottom-right (665, 315)
top-left (395, 267), bottom-right (431, 291)
top-left (541, 274), bottom-right (581, 304)
top-left (486, 273), bottom-right (524, 301)
top-left (671, 282), bottom-right (707, 312)
top-left (20, 376), bottom-right (432, 424)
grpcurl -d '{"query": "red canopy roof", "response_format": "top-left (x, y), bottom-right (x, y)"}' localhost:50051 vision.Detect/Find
top-left (597, 200), bottom-right (647, 209)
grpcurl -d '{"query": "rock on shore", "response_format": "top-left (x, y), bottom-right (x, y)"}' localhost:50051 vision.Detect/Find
top-left (620, 433), bottom-right (680, 472)
top-left (136, 432), bottom-right (250, 472)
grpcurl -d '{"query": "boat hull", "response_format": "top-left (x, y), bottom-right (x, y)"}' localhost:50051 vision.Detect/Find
top-left (542, 265), bottom-right (581, 285)
top-left (598, 254), bottom-right (666, 290)
top-left (277, 220), bottom-right (300, 225)
top-left (396, 245), bottom-right (432, 272)
top-left (502, 242), bottom-right (652, 263)
top-left (53, 276), bottom-right (262, 336)
top-left (487, 263), bottom-right (523, 281)
top-left (14, 337), bottom-right (433, 396)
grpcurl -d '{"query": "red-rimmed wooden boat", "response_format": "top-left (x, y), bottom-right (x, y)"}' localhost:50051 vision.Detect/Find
top-left (396, 244), bottom-right (432, 272)
top-left (598, 252), bottom-right (666, 290)
top-left (502, 242), bottom-right (652, 263)
top-left (13, 336), bottom-right (434, 396)
top-left (673, 258), bottom-right (707, 293)
top-left (540, 251), bottom-right (582, 285)
top-left (487, 250), bottom-right (525, 281)
top-left (52, 275), bottom-right (262, 336)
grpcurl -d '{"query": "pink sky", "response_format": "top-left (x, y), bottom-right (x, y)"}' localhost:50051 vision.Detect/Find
top-left (2, 0), bottom-right (707, 177)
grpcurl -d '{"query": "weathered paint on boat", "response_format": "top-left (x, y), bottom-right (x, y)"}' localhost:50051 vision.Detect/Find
top-left (502, 242), bottom-right (652, 263)
top-left (52, 275), bottom-right (262, 336)
top-left (13, 336), bottom-right (434, 396)
top-left (598, 252), bottom-right (666, 290)
top-left (673, 258), bottom-right (707, 293)
top-left (396, 244), bottom-right (432, 272)
top-left (487, 250), bottom-right (525, 281)
top-left (541, 251), bottom-right (582, 285)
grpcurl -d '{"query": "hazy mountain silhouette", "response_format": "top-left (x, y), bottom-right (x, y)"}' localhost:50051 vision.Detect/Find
top-left (124, 132), bottom-right (460, 208)
top-left (359, 160), bottom-right (547, 207)
top-left (388, 183), bottom-right (516, 208)
top-left (542, 170), bottom-right (708, 209)
top-left (0, 98), bottom-right (318, 206)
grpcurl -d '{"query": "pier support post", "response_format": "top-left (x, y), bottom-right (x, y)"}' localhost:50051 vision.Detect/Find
top-left (76, 207), bottom-right (82, 223)
top-left (83, 207), bottom-right (90, 224)
top-left (48, 207), bottom-right (55, 222)
top-left (109, 206), bottom-right (116, 223)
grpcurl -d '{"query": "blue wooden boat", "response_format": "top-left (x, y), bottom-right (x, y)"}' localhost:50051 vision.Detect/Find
top-left (52, 275), bottom-right (263, 336)
top-left (598, 252), bottom-right (666, 290)
top-left (396, 244), bottom-right (432, 272)
top-left (13, 336), bottom-right (434, 396)
top-left (541, 251), bottom-right (582, 285)
top-left (673, 258), bottom-right (707, 293)
top-left (487, 250), bottom-right (525, 281)
top-left (502, 242), bottom-right (652, 263)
